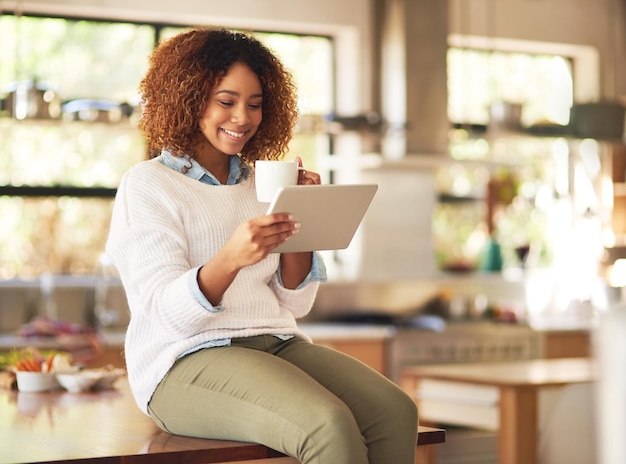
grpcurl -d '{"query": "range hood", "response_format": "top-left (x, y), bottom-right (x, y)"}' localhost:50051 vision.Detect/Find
top-left (375, 0), bottom-right (450, 157)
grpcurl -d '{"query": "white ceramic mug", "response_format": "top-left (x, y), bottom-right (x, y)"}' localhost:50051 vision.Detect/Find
top-left (255, 160), bottom-right (299, 202)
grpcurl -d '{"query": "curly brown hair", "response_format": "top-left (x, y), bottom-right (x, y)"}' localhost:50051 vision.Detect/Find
top-left (138, 27), bottom-right (299, 165)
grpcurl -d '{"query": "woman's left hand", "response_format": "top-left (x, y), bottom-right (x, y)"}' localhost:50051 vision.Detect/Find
top-left (295, 156), bottom-right (321, 185)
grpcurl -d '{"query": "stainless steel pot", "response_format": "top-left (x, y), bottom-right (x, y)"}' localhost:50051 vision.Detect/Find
top-left (3, 80), bottom-right (62, 120)
top-left (61, 99), bottom-right (129, 123)
top-left (488, 101), bottom-right (522, 132)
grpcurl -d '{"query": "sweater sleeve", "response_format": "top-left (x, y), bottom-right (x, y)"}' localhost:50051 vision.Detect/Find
top-left (105, 166), bottom-right (218, 340)
top-left (269, 275), bottom-right (321, 319)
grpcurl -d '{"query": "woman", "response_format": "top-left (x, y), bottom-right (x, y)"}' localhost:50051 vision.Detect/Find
top-left (106, 26), bottom-right (418, 464)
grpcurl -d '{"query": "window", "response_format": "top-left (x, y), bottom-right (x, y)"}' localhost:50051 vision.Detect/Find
top-left (447, 47), bottom-right (574, 127)
top-left (0, 14), bottom-right (334, 278)
top-left (0, 16), bottom-right (154, 102)
top-left (440, 44), bottom-right (605, 298)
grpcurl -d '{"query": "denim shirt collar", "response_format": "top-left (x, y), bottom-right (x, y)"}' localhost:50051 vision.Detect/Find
top-left (157, 149), bottom-right (250, 186)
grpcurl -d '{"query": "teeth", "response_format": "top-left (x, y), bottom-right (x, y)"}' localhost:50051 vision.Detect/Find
top-left (222, 128), bottom-right (244, 138)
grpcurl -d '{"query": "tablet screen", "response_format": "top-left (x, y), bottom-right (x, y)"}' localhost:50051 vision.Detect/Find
top-left (266, 184), bottom-right (378, 253)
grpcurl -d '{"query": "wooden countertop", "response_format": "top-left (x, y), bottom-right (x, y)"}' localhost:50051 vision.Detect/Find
top-left (0, 377), bottom-right (444, 464)
top-left (401, 357), bottom-right (595, 388)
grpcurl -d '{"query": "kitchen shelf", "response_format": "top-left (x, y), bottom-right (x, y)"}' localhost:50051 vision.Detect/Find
top-left (0, 185), bottom-right (117, 198)
top-left (0, 115), bottom-right (137, 129)
top-left (437, 193), bottom-right (484, 203)
top-left (452, 122), bottom-right (626, 145)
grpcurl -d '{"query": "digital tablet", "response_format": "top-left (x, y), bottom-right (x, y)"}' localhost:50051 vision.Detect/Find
top-left (266, 184), bottom-right (378, 253)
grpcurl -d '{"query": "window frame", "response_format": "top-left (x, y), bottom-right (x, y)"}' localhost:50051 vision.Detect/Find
top-left (0, 11), bottom-right (336, 198)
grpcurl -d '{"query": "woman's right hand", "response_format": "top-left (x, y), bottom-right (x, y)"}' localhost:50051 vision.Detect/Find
top-left (197, 213), bottom-right (299, 306)
top-left (226, 213), bottom-right (300, 268)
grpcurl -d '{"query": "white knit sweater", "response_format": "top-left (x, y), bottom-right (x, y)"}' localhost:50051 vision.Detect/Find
top-left (105, 159), bottom-right (319, 414)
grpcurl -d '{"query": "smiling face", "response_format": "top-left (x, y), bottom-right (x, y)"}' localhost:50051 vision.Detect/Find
top-left (198, 62), bottom-right (263, 160)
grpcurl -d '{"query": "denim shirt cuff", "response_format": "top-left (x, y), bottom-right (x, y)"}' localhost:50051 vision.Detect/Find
top-left (276, 251), bottom-right (327, 289)
top-left (189, 266), bottom-right (225, 312)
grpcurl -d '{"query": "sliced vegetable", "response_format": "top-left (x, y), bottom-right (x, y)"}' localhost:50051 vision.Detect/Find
top-left (16, 358), bottom-right (41, 372)
top-left (8, 348), bottom-right (73, 373)
top-left (41, 354), bottom-right (55, 373)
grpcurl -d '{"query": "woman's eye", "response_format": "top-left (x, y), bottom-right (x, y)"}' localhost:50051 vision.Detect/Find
top-left (249, 103), bottom-right (262, 109)
top-left (219, 100), bottom-right (234, 107)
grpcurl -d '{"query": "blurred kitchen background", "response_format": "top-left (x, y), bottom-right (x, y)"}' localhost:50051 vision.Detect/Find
top-left (1, 1), bottom-right (625, 463)
top-left (0, 0), bottom-right (624, 332)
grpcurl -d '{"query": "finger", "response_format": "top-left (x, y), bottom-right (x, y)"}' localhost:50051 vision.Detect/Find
top-left (263, 212), bottom-right (295, 225)
top-left (300, 171), bottom-right (321, 185)
top-left (298, 167), bottom-right (307, 183)
top-left (236, 219), bottom-right (297, 260)
top-left (259, 220), bottom-right (300, 251)
top-left (253, 214), bottom-right (300, 241)
top-left (267, 221), bottom-right (300, 241)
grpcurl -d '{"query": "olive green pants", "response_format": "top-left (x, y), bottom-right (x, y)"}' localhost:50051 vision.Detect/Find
top-left (147, 335), bottom-right (418, 464)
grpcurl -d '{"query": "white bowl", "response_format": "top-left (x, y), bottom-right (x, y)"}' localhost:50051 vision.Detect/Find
top-left (56, 371), bottom-right (101, 393)
top-left (16, 371), bottom-right (60, 393)
top-left (93, 368), bottom-right (125, 389)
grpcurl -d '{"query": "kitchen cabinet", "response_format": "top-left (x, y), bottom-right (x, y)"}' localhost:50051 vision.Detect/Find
top-left (37, 330), bottom-right (594, 371)
top-left (302, 324), bottom-right (393, 375)
top-left (88, 326), bottom-right (393, 374)
top-left (543, 330), bottom-right (591, 358)
top-left (1, 325), bottom-right (592, 377)
top-left (88, 337), bottom-right (390, 374)
top-left (313, 338), bottom-right (388, 375)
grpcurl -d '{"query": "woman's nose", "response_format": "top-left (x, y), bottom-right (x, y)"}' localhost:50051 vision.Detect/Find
top-left (231, 105), bottom-right (250, 124)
